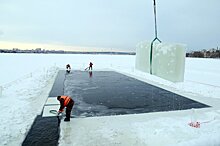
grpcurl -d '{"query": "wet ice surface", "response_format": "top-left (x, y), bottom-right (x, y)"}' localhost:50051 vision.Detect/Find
top-left (49, 70), bottom-right (65, 97)
top-left (63, 71), bottom-right (210, 118)
top-left (22, 115), bottom-right (60, 146)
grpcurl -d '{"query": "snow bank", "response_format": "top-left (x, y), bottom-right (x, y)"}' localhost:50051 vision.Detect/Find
top-left (0, 66), bottom-right (57, 146)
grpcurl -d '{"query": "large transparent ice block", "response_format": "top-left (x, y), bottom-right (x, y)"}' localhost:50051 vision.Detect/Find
top-left (135, 41), bottom-right (186, 82)
top-left (152, 43), bottom-right (186, 82)
top-left (135, 41), bottom-right (151, 73)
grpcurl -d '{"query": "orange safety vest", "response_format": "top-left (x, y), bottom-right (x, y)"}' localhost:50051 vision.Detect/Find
top-left (60, 96), bottom-right (71, 107)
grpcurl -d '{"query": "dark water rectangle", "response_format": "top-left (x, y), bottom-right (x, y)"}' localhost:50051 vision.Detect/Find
top-left (53, 71), bottom-right (210, 117)
top-left (22, 115), bottom-right (60, 146)
top-left (49, 70), bottom-right (66, 97)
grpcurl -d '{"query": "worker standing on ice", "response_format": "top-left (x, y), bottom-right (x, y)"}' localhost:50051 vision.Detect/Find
top-left (57, 95), bottom-right (74, 122)
top-left (66, 64), bottom-right (71, 73)
top-left (89, 62), bottom-right (93, 70)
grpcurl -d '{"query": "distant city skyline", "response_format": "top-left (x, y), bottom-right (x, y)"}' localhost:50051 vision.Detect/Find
top-left (0, 41), bottom-right (125, 52)
top-left (0, 47), bottom-right (136, 55)
top-left (0, 0), bottom-right (220, 51)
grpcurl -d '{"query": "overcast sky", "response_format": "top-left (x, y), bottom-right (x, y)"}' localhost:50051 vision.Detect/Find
top-left (0, 0), bottom-right (220, 51)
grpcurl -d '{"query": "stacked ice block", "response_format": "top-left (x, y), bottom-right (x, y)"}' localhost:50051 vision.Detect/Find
top-left (135, 41), bottom-right (186, 82)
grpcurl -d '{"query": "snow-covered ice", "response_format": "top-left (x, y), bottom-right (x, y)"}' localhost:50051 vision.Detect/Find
top-left (0, 53), bottom-right (220, 146)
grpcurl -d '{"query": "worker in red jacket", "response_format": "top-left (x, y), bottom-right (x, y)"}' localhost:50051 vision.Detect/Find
top-left (89, 62), bottom-right (93, 70)
top-left (57, 95), bottom-right (74, 121)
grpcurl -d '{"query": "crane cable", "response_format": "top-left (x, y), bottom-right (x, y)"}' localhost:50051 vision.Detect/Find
top-left (150, 0), bottom-right (162, 74)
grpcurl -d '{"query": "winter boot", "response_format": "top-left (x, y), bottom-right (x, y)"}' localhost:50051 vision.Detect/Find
top-left (64, 118), bottom-right (70, 122)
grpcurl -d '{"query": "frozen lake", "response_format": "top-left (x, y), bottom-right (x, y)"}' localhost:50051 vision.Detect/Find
top-left (1, 53), bottom-right (220, 146)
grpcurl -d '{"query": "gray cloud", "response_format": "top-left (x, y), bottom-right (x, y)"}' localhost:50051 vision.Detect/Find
top-left (0, 0), bottom-right (219, 51)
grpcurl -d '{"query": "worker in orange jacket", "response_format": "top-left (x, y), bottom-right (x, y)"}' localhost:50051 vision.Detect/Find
top-left (57, 95), bottom-right (74, 121)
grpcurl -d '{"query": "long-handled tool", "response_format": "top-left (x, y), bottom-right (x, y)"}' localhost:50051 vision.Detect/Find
top-left (50, 109), bottom-right (77, 118)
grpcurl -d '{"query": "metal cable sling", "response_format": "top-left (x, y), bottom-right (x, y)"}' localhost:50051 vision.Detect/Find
top-left (150, 0), bottom-right (162, 74)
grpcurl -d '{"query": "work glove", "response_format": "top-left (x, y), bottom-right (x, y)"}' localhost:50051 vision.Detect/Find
top-left (57, 110), bottom-right (62, 116)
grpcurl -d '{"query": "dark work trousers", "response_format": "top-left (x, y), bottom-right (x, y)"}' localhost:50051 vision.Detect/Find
top-left (66, 100), bottom-right (74, 119)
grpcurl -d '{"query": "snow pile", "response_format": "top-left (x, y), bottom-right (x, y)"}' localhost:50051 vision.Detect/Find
top-left (0, 66), bottom-right (57, 146)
